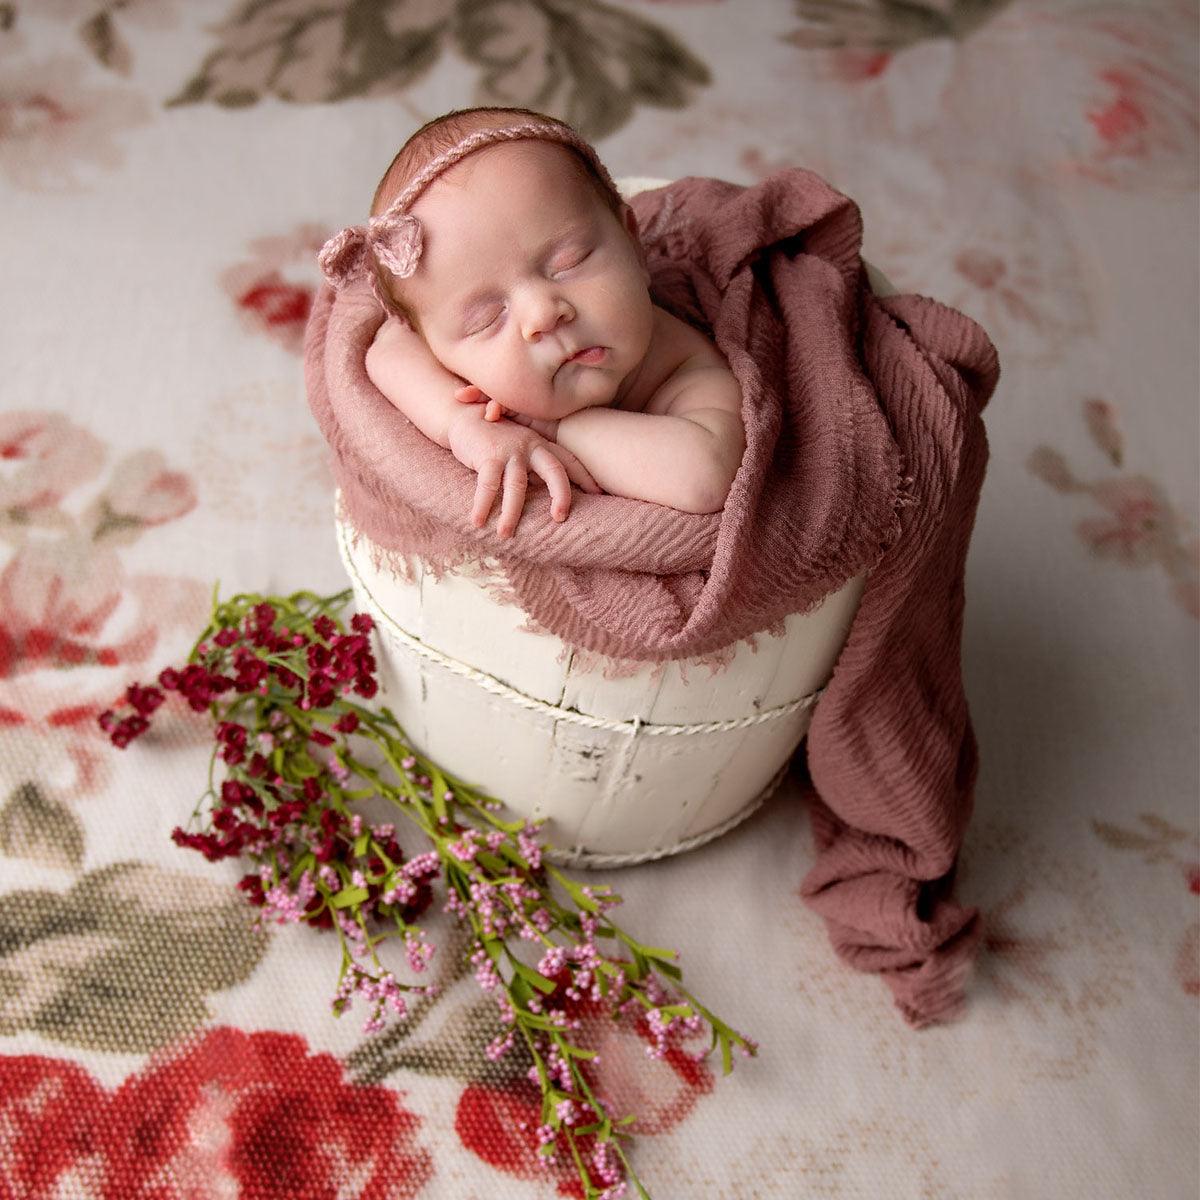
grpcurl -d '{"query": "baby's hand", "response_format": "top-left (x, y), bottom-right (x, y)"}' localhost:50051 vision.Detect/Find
top-left (447, 401), bottom-right (599, 538)
top-left (454, 386), bottom-right (560, 442)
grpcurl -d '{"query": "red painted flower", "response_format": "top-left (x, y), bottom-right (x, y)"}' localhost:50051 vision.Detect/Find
top-left (455, 1004), bottom-right (713, 1194)
top-left (220, 224), bottom-right (329, 354)
top-left (456, 1079), bottom-right (580, 1194)
top-left (0, 1027), bottom-right (435, 1199)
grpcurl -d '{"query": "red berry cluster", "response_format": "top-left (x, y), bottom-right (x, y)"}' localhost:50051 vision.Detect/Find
top-left (95, 598), bottom-right (434, 924)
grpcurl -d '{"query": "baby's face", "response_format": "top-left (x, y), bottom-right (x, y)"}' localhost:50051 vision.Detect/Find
top-left (396, 141), bottom-right (654, 420)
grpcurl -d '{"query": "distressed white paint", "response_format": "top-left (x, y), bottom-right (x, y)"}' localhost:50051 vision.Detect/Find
top-left (338, 515), bottom-right (864, 863)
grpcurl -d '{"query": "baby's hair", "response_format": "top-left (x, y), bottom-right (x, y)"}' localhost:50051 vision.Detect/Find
top-left (369, 107), bottom-right (623, 328)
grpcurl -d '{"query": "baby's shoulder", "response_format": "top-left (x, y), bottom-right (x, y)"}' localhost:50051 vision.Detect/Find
top-left (643, 308), bottom-right (740, 419)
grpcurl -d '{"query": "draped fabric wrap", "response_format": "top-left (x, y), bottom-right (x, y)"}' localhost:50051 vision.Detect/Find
top-left (305, 168), bottom-right (1001, 1026)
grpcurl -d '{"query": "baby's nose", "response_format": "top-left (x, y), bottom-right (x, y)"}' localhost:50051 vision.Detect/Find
top-left (521, 294), bottom-right (575, 342)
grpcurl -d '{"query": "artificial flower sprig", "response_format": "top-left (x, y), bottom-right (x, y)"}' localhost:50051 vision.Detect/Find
top-left (99, 588), bottom-right (756, 1200)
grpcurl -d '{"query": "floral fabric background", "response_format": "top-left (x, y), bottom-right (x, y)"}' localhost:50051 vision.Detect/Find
top-left (2, 1), bottom-right (1197, 1197)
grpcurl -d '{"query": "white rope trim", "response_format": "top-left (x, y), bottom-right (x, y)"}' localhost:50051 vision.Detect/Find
top-left (336, 512), bottom-right (823, 738)
top-left (542, 759), bottom-right (791, 870)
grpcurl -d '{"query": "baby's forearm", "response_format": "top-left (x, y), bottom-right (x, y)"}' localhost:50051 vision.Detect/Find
top-left (364, 322), bottom-right (463, 449)
top-left (555, 407), bottom-right (740, 514)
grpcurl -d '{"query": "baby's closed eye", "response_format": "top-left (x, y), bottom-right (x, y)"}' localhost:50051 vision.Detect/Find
top-left (549, 246), bottom-right (592, 276)
top-left (463, 304), bottom-right (505, 337)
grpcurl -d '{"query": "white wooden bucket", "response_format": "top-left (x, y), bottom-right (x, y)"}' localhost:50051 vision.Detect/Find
top-left (337, 510), bottom-right (865, 867)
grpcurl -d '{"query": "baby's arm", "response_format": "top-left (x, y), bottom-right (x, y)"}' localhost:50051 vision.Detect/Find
top-left (364, 320), bottom-right (599, 537)
top-left (554, 363), bottom-right (745, 514)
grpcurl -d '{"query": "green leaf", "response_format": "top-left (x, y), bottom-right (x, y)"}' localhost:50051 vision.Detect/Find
top-left (353, 832), bottom-right (369, 858)
top-left (289, 851), bottom-right (315, 883)
top-left (510, 974), bottom-right (533, 1006)
top-left (516, 1010), bottom-right (562, 1032)
top-left (549, 868), bottom-right (599, 914)
top-left (511, 960), bottom-right (557, 995)
top-left (330, 886), bottom-right (369, 909)
top-left (475, 850), bottom-right (509, 875)
top-left (495, 842), bottom-right (531, 871)
top-left (562, 1043), bottom-right (597, 1060)
top-left (640, 945), bottom-right (678, 962)
top-left (430, 767), bottom-right (448, 823)
top-left (657, 1004), bottom-right (693, 1018)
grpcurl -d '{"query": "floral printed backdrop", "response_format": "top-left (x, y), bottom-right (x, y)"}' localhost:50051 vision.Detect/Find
top-left (2, 1), bottom-right (1197, 1196)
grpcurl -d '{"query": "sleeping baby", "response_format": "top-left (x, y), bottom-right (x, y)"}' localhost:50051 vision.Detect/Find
top-left (318, 107), bottom-right (745, 539)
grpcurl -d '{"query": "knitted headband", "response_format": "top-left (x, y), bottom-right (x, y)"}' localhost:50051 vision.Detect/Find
top-left (317, 121), bottom-right (624, 318)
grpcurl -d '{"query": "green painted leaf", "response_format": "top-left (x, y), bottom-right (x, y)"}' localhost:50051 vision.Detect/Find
top-left (454, 0), bottom-right (710, 140)
top-left (168, 0), bottom-right (454, 109)
top-left (0, 783), bottom-right (84, 872)
top-left (783, 0), bottom-right (1011, 53)
top-left (0, 862), bottom-right (268, 1053)
top-left (80, 10), bottom-right (133, 76)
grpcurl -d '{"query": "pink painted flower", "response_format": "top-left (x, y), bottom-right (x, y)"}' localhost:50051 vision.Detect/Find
top-left (89, 449), bottom-right (197, 540)
top-left (0, 410), bottom-right (104, 529)
top-left (935, 3), bottom-right (1199, 194)
top-left (0, 1027), bottom-right (435, 1199)
top-left (0, 537), bottom-right (207, 677)
top-left (0, 55), bottom-right (151, 190)
top-left (1076, 476), bottom-right (1180, 567)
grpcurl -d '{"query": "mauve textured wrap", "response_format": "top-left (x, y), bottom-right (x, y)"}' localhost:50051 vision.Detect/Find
top-left (304, 168), bottom-right (1001, 1027)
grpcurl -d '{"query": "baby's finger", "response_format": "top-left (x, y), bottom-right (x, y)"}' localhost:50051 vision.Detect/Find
top-left (471, 461), bottom-right (503, 528)
top-left (549, 445), bottom-right (602, 495)
top-left (484, 399), bottom-right (504, 422)
top-left (496, 457), bottom-right (528, 539)
top-left (454, 385), bottom-right (484, 405)
top-left (529, 446), bottom-right (572, 522)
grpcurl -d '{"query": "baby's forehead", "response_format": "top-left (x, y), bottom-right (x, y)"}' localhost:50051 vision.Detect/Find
top-left (427, 140), bottom-right (604, 219)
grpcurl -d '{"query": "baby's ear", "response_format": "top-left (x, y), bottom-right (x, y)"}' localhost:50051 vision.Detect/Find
top-left (620, 204), bottom-right (650, 283)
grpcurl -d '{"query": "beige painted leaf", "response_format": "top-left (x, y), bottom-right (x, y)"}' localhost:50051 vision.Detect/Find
top-left (1025, 445), bottom-right (1080, 493)
top-left (783, 0), bottom-right (1012, 51)
top-left (0, 782), bottom-right (84, 871)
top-left (168, 0), bottom-right (453, 108)
top-left (0, 862), bottom-right (269, 1052)
top-left (1137, 813), bottom-right (1193, 842)
top-left (1082, 398), bottom-right (1124, 467)
top-left (1091, 818), bottom-right (1177, 863)
top-left (454, 0), bottom-right (710, 139)
top-left (80, 10), bottom-right (134, 76)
